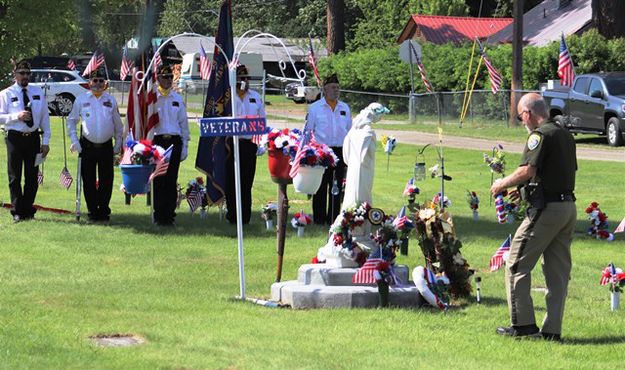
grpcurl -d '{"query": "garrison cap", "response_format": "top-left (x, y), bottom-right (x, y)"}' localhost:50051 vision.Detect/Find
top-left (236, 64), bottom-right (250, 78)
top-left (14, 59), bottom-right (31, 72)
top-left (157, 64), bottom-right (173, 77)
top-left (323, 73), bottom-right (339, 86)
top-left (89, 69), bottom-right (106, 79)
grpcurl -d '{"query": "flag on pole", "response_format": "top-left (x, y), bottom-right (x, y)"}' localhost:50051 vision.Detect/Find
top-left (144, 67), bottom-right (160, 137)
top-left (199, 44), bottom-right (211, 80)
top-left (82, 51), bottom-right (105, 77)
top-left (149, 145), bottom-right (173, 182)
top-left (392, 206), bottom-right (412, 229)
top-left (120, 46), bottom-right (132, 81)
top-left (152, 51), bottom-right (162, 74)
top-left (416, 59), bottom-right (434, 93)
top-left (307, 37), bottom-right (321, 87)
top-left (490, 234), bottom-right (511, 271)
top-left (60, 166), bottom-right (73, 189)
top-left (558, 34), bottom-right (575, 87)
top-left (478, 43), bottom-right (502, 94)
top-left (67, 59), bottom-right (76, 71)
top-left (195, 0), bottom-right (234, 206)
top-left (187, 189), bottom-right (203, 213)
top-left (600, 263), bottom-right (625, 285)
top-left (613, 216), bottom-right (625, 234)
top-left (37, 168), bottom-right (44, 185)
top-left (288, 129), bottom-right (312, 178)
top-left (352, 258), bottom-right (385, 284)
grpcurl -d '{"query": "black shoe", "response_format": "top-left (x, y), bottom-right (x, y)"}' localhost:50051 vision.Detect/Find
top-left (496, 326), bottom-right (541, 338)
top-left (541, 332), bottom-right (562, 342)
top-left (12, 214), bottom-right (21, 224)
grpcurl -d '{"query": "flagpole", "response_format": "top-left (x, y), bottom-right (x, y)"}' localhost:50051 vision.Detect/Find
top-left (460, 39), bottom-right (478, 127)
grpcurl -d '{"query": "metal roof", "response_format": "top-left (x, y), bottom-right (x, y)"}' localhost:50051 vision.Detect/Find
top-left (397, 15), bottom-right (513, 45)
top-left (488, 0), bottom-right (592, 46)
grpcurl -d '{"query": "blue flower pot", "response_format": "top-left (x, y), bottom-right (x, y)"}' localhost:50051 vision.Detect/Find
top-left (120, 164), bottom-right (153, 194)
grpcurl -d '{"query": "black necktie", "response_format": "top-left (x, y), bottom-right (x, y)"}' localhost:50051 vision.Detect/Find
top-left (23, 88), bottom-right (33, 127)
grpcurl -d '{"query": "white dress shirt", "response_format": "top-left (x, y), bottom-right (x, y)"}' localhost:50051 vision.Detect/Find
top-left (0, 83), bottom-right (51, 145)
top-left (154, 89), bottom-right (190, 150)
top-left (305, 98), bottom-right (351, 147)
top-left (234, 89), bottom-right (266, 140)
top-left (67, 91), bottom-right (123, 151)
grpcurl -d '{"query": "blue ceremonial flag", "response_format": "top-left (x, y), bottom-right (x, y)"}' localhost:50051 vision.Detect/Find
top-left (195, 0), bottom-right (234, 206)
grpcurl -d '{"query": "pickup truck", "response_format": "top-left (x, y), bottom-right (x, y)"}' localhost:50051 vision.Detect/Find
top-left (542, 72), bottom-right (625, 146)
top-left (284, 82), bottom-right (321, 104)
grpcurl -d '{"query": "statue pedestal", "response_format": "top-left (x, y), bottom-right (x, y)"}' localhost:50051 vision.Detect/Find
top-left (271, 264), bottom-right (423, 309)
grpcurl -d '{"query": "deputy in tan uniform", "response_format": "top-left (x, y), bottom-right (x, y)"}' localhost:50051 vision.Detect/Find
top-left (67, 69), bottom-right (123, 222)
top-left (491, 93), bottom-right (577, 341)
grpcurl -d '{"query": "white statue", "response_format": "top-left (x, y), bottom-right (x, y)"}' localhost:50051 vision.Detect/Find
top-left (316, 103), bottom-right (389, 267)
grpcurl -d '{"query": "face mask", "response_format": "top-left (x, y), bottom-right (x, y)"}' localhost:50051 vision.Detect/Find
top-left (239, 81), bottom-right (246, 91)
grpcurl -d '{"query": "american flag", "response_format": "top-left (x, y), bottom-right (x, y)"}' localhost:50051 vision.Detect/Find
top-left (67, 59), bottom-right (76, 71)
top-left (416, 59), bottom-right (433, 93)
top-left (307, 37), bottom-right (321, 87)
top-left (481, 47), bottom-right (502, 94)
top-left (613, 216), bottom-right (625, 234)
top-left (120, 131), bottom-right (134, 165)
top-left (490, 234), bottom-right (511, 272)
top-left (152, 51), bottom-right (162, 74)
top-left (187, 190), bottom-right (203, 213)
top-left (120, 46), bottom-right (132, 81)
top-left (424, 267), bottom-right (447, 310)
top-left (599, 263), bottom-right (625, 285)
top-left (558, 34), bottom-right (575, 87)
top-left (288, 129), bottom-right (313, 178)
top-left (59, 166), bottom-right (73, 189)
top-left (149, 145), bottom-right (173, 182)
top-left (125, 67), bottom-right (159, 140)
top-left (352, 258), bottom-right (385, 284)
top-left (37, 168), bottom-right (44, 185)
top-left (392, 206), bottom-right (411, 229)
top-left (82, 51), bottom-right (105, 77)
top-left (199, 44), bottom-right (211, 80)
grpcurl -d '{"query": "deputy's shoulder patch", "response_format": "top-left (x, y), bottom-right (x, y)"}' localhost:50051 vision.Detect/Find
top-left (527, 133), bottom-right (542, 151)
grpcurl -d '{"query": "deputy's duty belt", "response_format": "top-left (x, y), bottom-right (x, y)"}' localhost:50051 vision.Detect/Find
top-left (544, 193), bottom-right (575, 202)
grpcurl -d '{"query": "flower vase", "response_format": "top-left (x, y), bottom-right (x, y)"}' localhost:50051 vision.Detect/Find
top-left (611, 291), bottom-right (620, 311)
top-left (473, 210), bottom-right (479, 221)
top-left (120, 164), bottom-right (154, 194)
top-left (400, 237), bottom-right (409, 256)
top-left (377, 280), bottom-right (390, 308)
top-left (297, 226), bottom-right (305, 237)
top-left (292, 165), bottom-right (325, 195)
top-left (267, 149), bottom-right (292, 184)
top-left (265, 219), bottom-right (274, 231)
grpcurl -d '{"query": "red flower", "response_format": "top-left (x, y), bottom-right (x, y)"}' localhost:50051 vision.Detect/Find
top-left (311, 256), bottom-right (320, 264)
top-left (333, 233), bottom-right (344, 245)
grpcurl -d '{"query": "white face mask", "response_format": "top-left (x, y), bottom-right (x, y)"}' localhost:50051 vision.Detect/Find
top-left (239, 81), bottom-right (246, 91)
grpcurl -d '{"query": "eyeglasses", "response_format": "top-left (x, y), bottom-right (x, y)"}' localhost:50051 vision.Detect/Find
top-left (16, 71), bottom-right (31, 76)
top-left (91, 78), bottom-right (106, 83)
top-left (516, 110), bottom-right (530, 122)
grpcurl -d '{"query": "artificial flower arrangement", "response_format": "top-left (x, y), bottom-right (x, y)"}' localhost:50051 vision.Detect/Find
top-left (586, 202), bottom-right (614, 241)
top-left (125, 138), bottom-right (166, 165)
top-left (601, 263), bottom-right (625, 293)
top-left (381, 135), bottom-right (397, 154)
top-left (467, 191), bottom-right (480, 221)
top-left (291, 210), bottom-right (312, 237)
top-left (261, 202), bottom-right (278, 230)
top-left (494, 190), bottom-right (526, 224)
top-left (483, 144), bottom-right (506, 175)
top-left (432, 192), bottom-right (452, 208)
top-left (257, 127), bottom-right (301, 157)
top-left (185, 177), bottom-right (208, 215)
top-left (403, 178), bottom-right (420, 202)
top-left (413, 201), bottom-right (473, 300)
top-left (329, 202), bottom-right (371, 251)
top-left (290, 140), bottom-right (338, 168)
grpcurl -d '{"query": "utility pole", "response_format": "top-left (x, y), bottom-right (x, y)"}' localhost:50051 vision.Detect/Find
top-left (327, 0), bottom-right (345, 54)
top-left (510, 0), bottom-right (524, 126)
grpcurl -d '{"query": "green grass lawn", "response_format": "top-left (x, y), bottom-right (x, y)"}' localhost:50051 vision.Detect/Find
top-left (0, 118), bottom-right (624, 369)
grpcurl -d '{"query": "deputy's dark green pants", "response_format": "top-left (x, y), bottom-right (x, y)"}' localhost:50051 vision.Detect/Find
top-left (505, 201), bottom-right (577, 335)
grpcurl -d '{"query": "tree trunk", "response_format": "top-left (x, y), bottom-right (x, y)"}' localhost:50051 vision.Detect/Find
top-left (509, 0), bottom-right (524, 127)
top-left (327, 0), bottom-right (345, 54)
top-left (592, 0), bottom-right (625, 39)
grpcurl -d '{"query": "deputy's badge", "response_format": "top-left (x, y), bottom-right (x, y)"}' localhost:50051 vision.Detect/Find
top-left (368, 208), bottom-right (385, 225)
top-left (527, 133), bottom-right (541, 150)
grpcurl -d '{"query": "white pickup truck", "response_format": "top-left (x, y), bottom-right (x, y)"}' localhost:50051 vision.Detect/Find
top-left (284, 82), bottom-right (321, 104)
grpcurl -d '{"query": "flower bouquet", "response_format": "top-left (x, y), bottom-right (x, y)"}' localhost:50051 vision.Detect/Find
top-left (330, 202), bottom-right (371, 251)
top-left (261, 202), bottom-right (278, 230)
top-left (185, 177), bottom-right (208, 217)
top-left (467, 191), bottom-right (479, 220)
top-left (586, 202), bottom-right (614, 241)
top-left (291, 210), bottom-right (312, 237)
top-left (403, 178), bottom-right (420, 213)
top-left (432, 192), bottom-right (452, 209)
top-left (258, 128), bottom-right (301, 184)
top-left (600, 263), bottom-right (625, 310)
top-left (120, 138), bottom-right (165, 194)
top-left (483, 144), bottom-right (506, 176)
top-left (290, 140), bottom-right (338, 194)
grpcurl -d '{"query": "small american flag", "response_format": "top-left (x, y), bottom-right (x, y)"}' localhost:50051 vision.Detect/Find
top-left (199, 44), bottom-right (211, 80)
top-left (152, 51), bottom-right (162, 74)
top-left (149, 145), bottom-right (173, 182)
top-left (352, 258), bottom-right (385, 284)
top-left (424, 267), bottom-right (447, 310)
top-left (120, 46), bottom-right (132, 81)
top-left (392, 206), bottom-right (411, 229)
top-left (307, 37), bottom-right (321, 87)
top-left (288, 129), bottom-right (313, 178)
top-left (558, 34), bottom-right (575, 87)
top-left (82, 51), bottom-right (105, 77)
top-left (613, 216), bottom-right (625, 234)
top-left (187, 190), bottom-right (203, 213)
top-left (599, 263), bottom-right (625, 285)
top-left (490, 234), bottom-right (511, 272)
top-left (37, 168), bottom-right (44, 185)
top-left (480, 45), bottom-right (502, 94)
top-left (60, 166), bottom-right (73, 189)
top-left (67, 59), bottom-right (76, 71)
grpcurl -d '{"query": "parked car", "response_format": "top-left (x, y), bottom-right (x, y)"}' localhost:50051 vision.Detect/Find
top-left (285, 82), bottom-right (321, 104)
top-left (542, 72), bottom-right (625, 146)
top-left (29, 69), bottom-right (90, 116)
